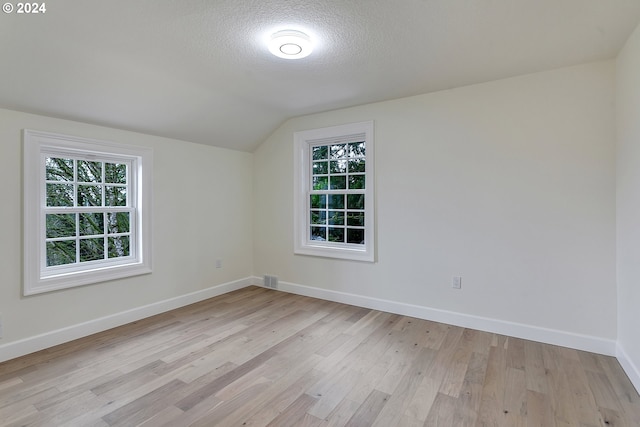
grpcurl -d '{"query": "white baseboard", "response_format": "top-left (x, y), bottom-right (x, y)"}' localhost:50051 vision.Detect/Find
top-left (0, 277), bottom-right (254, 363)
top-left (616, 343), bottom-right (640, 394)
top-left (253, 276), bottom-right (617, 356)
top-left (0, 275), bottom-right (622, 371)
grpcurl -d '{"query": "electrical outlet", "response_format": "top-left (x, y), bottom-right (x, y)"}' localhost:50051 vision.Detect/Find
top-left (215, 259), bottom-right (222, 268)
top-left (452, 276), bottom-right (462, 289)
top-left (0, 314), bottom-right (3, 338)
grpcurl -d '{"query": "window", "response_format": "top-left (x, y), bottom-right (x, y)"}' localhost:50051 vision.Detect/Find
top-left (294, 121), bottom-right (374, 261)
top-left (24, 130), bottom-right (153, 295)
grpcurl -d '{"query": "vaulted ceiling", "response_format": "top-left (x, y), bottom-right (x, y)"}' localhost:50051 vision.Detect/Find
top-left (2, 0), bottom-right (640, 151)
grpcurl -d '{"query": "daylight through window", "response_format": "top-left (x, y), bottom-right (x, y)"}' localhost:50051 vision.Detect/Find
top-left (45, 157), bottom-right (132, 267)
top-left (24, 130), bottom-right (153, 295)
top-left (309, 141), bottom-right (366, 245)
top-left (294, 121), bottom-right (375, 262)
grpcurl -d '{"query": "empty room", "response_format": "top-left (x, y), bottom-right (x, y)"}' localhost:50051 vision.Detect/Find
top-left (1, 1), bottom-right (640, 425)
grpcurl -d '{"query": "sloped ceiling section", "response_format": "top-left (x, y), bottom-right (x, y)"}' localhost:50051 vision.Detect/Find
top-left (1, 0), bottom-right (640, 151)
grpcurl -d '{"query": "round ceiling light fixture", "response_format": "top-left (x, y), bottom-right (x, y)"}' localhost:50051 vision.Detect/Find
top-left (268, 30), bottom-right (312, 59)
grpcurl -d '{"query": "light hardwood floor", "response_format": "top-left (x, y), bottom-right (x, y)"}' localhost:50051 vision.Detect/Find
top-left (1, 286), bottom-right (639, 426)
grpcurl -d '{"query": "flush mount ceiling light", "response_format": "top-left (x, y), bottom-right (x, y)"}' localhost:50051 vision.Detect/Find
top-left (268, 30), bottom-right (312, 59)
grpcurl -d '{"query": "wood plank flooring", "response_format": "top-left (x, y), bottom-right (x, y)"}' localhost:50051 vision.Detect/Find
top-left (1, 286), bottom-right (639, 426)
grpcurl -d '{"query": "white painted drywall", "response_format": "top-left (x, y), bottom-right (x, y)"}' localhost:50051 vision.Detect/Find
top-left (0, 59), bottom-right (622, 361)
top-left (253, 61), bottom-right (617, 341)
top-left (0, 109), bottom-right (254, 344)
top-left (616, 21), bottom-right (640, 387)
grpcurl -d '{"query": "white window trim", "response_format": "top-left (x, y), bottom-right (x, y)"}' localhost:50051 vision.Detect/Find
top-left (293, 121), bottom-right (375, 262)
top-left (23, 130), bottom-right (153, 295)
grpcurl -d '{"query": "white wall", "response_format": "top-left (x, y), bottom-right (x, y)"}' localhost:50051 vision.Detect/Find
top-left (0, 60), bottom-right (623, 365)
top-left (616, 21), bottom-right (640, 390)
top-left (0, 109), bottom-right (253, 350)
top-left (254, 61), bottom-right (617, 350)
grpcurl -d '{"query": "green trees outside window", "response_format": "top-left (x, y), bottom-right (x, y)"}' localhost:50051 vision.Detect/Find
top-left (45, 157), bottom-right (131, 267)
top-left (309, 141), bottom-right (366, 244)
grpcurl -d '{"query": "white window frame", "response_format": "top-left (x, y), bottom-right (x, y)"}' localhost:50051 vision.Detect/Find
top-left (294, 121), bottom-right (375, 262)
top-left (23, 130), bottom-right (153, 295)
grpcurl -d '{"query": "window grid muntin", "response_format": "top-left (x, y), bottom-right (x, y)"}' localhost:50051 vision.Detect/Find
top-left (294, 122), bottom-right (373, 260)
top-left (24, 129), bottom-right (153, 295)
top-left (309, 140), bottom-right (366, 245)
top-left (42, 153), bottom-right (135, 271)
top-left (43, 209), bottom-right (134, 262)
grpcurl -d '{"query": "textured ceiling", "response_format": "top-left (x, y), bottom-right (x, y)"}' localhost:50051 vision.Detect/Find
top-left (2, 1), bottom-right (640, 152)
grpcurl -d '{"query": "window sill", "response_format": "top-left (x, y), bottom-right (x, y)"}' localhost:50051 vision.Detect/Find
top-left (25, 262), bottom-right (152, 295)
top-left (294, 242), bottom-right (374, 262)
